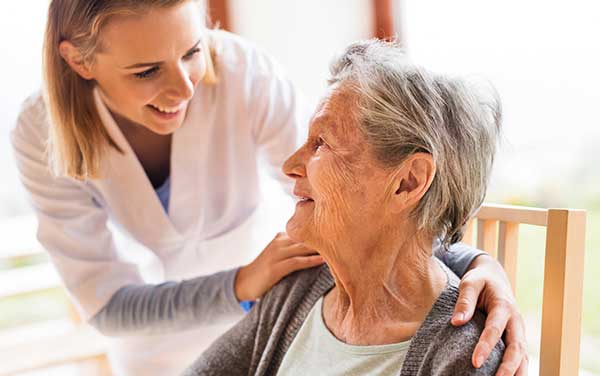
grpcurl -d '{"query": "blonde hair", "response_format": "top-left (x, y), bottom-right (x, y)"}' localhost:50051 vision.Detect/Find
top-left (43, 0), bottom-right (217, 179)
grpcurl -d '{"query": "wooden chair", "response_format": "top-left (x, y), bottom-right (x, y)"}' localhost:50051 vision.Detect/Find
top-left (462, 204), bottom-right (586, 376)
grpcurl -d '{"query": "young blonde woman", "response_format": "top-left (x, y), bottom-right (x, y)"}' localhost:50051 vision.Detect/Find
top-left (11, 1), bottom-right (528, 375)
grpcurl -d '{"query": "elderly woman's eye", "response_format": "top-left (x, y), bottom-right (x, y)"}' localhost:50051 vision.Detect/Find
top-left (314, 137), bottom-right (326, 151)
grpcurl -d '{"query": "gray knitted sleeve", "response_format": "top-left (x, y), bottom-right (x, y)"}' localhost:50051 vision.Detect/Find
top-left (401, 264), bottom-right (504, 375)
top-left (419, 311), bottom-right (505, 375)
top-left (89, 268), bottom-right (244, 336)
top-left (434, 240), bottom-right (487, 277)
top-left (182, 298), bottom-right (260, 376)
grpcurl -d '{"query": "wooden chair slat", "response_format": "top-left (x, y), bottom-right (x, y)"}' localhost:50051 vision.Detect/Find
top-left (497, 221), bottom-right (519, 292)
top-left (462, 219), bottom-right (475, 246)
top-left (540, 209), bottom-right (586, 376)
top-left (477, 204), bottom-right (547, 226)
top-left (477, 219), bottom-right (498, 258)
top-left (470, 204), bottom-right (586, 375)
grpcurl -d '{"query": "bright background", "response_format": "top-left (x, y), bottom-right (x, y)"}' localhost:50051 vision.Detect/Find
top-left (1, 0), bottom-right (598, 374)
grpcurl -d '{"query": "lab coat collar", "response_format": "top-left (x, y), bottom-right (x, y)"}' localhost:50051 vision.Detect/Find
top-left (92, 87), bottom-right (208, 249)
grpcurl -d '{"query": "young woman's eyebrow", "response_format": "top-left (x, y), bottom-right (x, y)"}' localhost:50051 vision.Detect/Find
top-left (122, 39), bottom-right (202, 69)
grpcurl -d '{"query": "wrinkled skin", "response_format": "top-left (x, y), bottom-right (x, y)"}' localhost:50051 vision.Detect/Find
top-left (283, 86), bottom-right (528, 375)
top-left (285, 88), bottom-right (395, 251)
top-left (283, 86), bottom-right (446, 345)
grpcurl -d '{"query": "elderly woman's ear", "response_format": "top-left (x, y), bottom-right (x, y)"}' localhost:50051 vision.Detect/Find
top-left (390, 152), bottom-right (436, 212)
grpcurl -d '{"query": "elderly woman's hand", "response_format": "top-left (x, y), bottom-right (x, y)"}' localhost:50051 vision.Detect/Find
top-left (451, 254), bottom-right (528, 376)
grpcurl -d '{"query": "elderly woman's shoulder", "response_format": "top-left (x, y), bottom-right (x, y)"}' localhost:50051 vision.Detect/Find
top-left (427, 310), bottom-right (505, 375)
top-left (412, 269), bottom-right (505, 375)
top-left (254, 264), bottom-right (330, 319)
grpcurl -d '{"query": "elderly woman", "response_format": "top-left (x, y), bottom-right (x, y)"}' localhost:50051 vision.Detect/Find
top-left (184, 40), bottom-right (506, 375)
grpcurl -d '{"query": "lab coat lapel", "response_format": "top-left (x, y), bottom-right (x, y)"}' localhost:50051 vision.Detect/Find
top-left (93, 89), bottom-right (182, 249)
top-left (168, 85), bottom-right (212, 238)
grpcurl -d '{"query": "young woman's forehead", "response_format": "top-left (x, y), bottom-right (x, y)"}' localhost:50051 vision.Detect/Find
top-left (98, 2), bottom-right (204, 61)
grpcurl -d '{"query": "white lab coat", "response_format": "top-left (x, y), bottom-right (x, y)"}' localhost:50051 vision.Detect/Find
top-left (11, 31), bottom-right (309, 375)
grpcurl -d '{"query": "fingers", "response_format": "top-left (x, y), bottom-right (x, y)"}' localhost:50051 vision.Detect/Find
top-left (494, 346), bottom-right (528, 376)
top-left (472, 301), bottom-right (511, 368)
top-left (280, 243), bottom-right (319, 258)
top-left (271, 231), bottom-right (293, 245)
top-left (267, 233), bottom-right (317, 258)
top-left (494, 314), bottom-right (528, 376)
top-left (275, 255), bottom-right (325, 276)
top-left (515, 356), bottom-right (529, 376)
top-left (452, 276), bottom-right (485, 326)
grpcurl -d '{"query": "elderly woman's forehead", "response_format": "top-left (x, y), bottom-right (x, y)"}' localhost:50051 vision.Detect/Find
top-left (323, 87), bottom-right (357, 111)
top-left (312, 88), bottom-right (359, 134)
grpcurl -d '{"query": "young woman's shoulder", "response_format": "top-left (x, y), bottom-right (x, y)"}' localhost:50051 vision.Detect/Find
top-left (202, 30), bottom-right (302, 141)
top-left (208, 29), bottom-right (288, 81)
top-left (12, 90), bottom-right (49, 150)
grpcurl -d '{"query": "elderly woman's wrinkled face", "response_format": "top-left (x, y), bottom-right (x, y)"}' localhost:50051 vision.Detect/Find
top-left (283, 88), bottom-right (394, 249)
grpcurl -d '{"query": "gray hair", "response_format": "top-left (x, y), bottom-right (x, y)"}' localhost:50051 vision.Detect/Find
top-left (329, 39), bottom-right (501, 248)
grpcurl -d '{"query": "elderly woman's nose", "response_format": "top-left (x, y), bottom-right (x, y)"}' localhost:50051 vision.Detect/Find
top-left (282, 149), bottom-right (306, 179)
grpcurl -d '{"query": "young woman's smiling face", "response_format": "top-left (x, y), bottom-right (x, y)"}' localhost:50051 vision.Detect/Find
top-left (86, 1), bottom-right (206, 134)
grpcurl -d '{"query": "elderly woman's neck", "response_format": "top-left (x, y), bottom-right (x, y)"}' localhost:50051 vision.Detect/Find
top-left (321, 233), bottom-right (447, 345)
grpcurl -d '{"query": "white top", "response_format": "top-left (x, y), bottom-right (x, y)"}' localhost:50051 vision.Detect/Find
top-left (278, 297), bottom-right (412, 376)
top-left (11, 30), bottom-right (309, 375)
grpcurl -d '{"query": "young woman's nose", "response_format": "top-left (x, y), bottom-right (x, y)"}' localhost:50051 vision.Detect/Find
top-left (166, 64), bottom-right (195, 101)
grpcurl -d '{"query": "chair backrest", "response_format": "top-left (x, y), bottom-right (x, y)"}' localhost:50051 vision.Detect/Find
top-left (461, 204), bottom-right (586, 376)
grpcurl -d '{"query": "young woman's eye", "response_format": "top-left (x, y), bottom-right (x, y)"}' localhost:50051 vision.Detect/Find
top-left (134, 66), bottom-right (159, 79)
top-left (183, 47), bottom-right (201, 60)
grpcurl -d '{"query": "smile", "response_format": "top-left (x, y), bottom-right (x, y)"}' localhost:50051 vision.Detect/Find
top-left (148, 103), bottom-right (184, 114)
